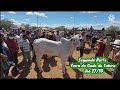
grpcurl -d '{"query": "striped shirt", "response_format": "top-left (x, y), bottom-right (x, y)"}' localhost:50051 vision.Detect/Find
top-left (20, 39), bottom-right (30, 52)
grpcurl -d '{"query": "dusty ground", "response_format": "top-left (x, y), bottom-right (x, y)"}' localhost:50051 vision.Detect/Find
top-left (14, 44), bottom-right (114, 79)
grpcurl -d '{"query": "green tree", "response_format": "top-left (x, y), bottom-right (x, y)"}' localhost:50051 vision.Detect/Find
top-left (106, 26), bottom-right (120, 33)
top-left (21, 23), bottom-right (30, 30)
top-left (0, 19), bottom-right (14, 29)
top-left (55, 26), bottom-right (68, 31)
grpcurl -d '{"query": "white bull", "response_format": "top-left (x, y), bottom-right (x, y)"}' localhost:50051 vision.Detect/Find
top-left (33, 35), bottom-right (80, 75)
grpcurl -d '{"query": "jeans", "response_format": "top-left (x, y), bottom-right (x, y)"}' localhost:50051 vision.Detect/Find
top-left (23, 51), bottom-right (31, 62)
top-left (112, 63), bottom-right (120, 79)
top-left (95, 52), bottom-right (102, 58)
top-left (11, 52), bottom-right (18, 65)
top-left (80, 48), bottom-right (84, 57)
top-left (0, 58), bottom-right (10, 78)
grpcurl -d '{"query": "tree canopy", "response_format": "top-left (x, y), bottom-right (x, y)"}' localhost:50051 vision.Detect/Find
top-left (0, 19), bottom-right (14, 29)
top-left (106, 26), bottom-right (120, 33)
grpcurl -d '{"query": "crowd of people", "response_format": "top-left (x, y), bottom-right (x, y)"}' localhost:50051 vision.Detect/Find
top-left (0, 27), bottom-right (120, 79)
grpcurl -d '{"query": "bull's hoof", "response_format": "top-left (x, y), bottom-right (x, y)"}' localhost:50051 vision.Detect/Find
top-left (62, 71), bottom-right (66, 76)
top-left (63, 74), bottom-right (65, 78)
top-left (39, 69), bottom-right (43, 73)
top-left (65, 68), bottom-right (67, 71)
top-left (32, 56), bottom-right (36, 60)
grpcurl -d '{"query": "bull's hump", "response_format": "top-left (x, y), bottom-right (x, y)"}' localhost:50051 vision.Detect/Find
top-left (35, 38), bottom-right (47, 42)
top-left (35, 38), bottom-right (61, 44)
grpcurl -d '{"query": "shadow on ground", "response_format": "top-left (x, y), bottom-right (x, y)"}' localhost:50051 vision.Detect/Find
top-left (34, 63), bottom-right (44, 79)
top-left (68, 56), bottom-right (84, 79)
top-left (104, 69), bottom-right (113, 76)
top-left (17, 62), bottom-right (32, 79)
top-left (34, 55), bottom-right (57, 78)
top-left (42, 56), bottom-right (57, 72)
top-left (84, 48), bottom-right (91, 54)
top-left (63, 69), bottom-right (71, 79)
top-left (104, 58), bottom-right (116, 77)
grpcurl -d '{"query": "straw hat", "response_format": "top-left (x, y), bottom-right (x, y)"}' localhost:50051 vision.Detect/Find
top-left (113, 40), bottom-right (120, 49)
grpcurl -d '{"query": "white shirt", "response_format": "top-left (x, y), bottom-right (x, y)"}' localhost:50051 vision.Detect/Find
top-left (81, 35), bottom-right (86, 42)
top-left (86, 31), bottom-right (91, 36)
top-left (20, 33), bottom-right (23, 40)
top-left (55, 34), bottom-right (61, 41)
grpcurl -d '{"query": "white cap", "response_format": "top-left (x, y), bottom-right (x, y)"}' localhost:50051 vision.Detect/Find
top-left (113, 40), bottom-right (120, 49)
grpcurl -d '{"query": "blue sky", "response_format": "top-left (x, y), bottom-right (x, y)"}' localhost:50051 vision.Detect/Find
top-left (1, 11), bottom-right (120, 29)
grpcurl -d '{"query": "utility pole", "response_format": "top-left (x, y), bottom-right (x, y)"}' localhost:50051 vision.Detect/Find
top-left (73, 14), bottom-right (75, 34)
top-left (37, 15), bottom-right (38, 29)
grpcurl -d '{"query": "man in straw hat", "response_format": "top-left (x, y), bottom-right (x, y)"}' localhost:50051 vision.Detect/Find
top-left (112, 35), bottom-right (120, 60)
top-left (95, 38), bottom-right (106, 58)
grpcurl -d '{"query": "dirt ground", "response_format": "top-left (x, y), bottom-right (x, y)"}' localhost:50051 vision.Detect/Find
top-left (14, 44), bottom-right (114, 79)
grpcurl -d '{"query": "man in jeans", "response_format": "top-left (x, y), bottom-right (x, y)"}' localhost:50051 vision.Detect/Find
top-left (20, 34), bottom-right (31, 64)
top-left (5, 33), bottom-right (19, 66)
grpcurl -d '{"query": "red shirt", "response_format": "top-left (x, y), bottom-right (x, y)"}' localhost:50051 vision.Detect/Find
top-left (17, 30), bottom-right (21, 35)
top-left (36, 32), bottom-right (40, 38)
top-left (5, 38), bottom-right (19, 53)
top-left (28, 35), bottom-right (33, 44)
top-left (96, 42), bottom-right (105, 56)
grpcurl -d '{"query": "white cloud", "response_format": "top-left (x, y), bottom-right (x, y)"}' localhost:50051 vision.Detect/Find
top-left (29, 22), bottom-right (120, 30)
top-left (34, 12), bottom-right (48, 18)
top-left (81, 11), bottom-right (99, 13)
top-left (25, 19), bottom-right (29, 21)
top-left (41, 23), bottom-right (50, 27)
top-left (10, 19), bottom-right (16, 22)
top-left (21, 22), bottom-right (26, 24)
top-left (31, 23), bottom-right (37, 26)
top-left (1, 18), bottom-right (4, 20)
top-left (107, 21), bottom-right (120, 28)
top-left (46, 23), bottom-right (120, 30)
top-left (1, 15), bottom-right (4, 17)
top-left (26, 12), bottom-right (34, 15)
top-left (10, 19), bottom-right (21, 26)
top-left (50, 24), bottom-right (61, 28)
top-left (8, 11), bottom-right (16, 14)
top-left (26, 12), bottom-right (47, 17)
top-left (94, 16), bottom-right (97, 18)
top-left (34, 12), bottom-right (39, 15)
